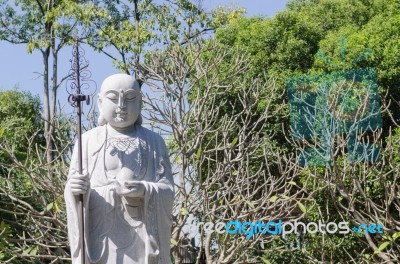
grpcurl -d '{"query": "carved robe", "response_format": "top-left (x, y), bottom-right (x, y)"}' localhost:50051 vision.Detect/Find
top-left (64, 124), bottom-right (174, 264)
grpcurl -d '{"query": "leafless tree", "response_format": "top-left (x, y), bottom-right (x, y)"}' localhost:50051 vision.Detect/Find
top-left (0, 116), bottom-right (74, 263)
top-left (288, 75), bottom-right (400, 263)
top-left (138, 40), bottom-right (303, 264)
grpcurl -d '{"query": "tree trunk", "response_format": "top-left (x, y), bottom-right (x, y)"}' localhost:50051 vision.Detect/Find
top-left (42, 47), bottom-right (52, 178)
top-left (44, 1), bottom-right (54, 178)
top-left (50, 36), bottom-right (57, 160)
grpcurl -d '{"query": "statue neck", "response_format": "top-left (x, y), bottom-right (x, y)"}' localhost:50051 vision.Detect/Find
top-left (106, 123), bottom-right (137, 136)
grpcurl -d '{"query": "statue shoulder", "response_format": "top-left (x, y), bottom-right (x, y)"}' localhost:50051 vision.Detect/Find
top-left (136, 126), bottom-right (164, 142)
top-left (81, 125), bottom-right (106, 142)
top-left (136, 126), bottom-right (168, 152)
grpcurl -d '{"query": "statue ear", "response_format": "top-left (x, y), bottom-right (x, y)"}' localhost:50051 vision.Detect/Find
top-left (97, 93), bottom-right (102, 105)
top-left (97, 94), bottom-right (102, 117)
top-left (97, 94), bottom-right (107, 126)
top-left (135, 97), bottom-right (143, 125)
top-left (135, 114), bottom-right (143, 125)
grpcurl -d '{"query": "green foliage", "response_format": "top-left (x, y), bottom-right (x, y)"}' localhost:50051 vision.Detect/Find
top-left (0, 90), bottom-right (43, 261)
top-left (0, 90), bottom-right (43, 145)
top-left (208, 0), bottom-right (400, 262)
top-left (0, 90), bottom-right (71, 262)
top-left (0, 0), bottom-right (105, 53)
top-left (0, 90), bottom-right (44, 178)
top-left (85, 0), bottom-right (246, 74)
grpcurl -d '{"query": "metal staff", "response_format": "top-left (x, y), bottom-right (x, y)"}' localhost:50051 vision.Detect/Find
top-left (67, 40), bottom-right (93, 264)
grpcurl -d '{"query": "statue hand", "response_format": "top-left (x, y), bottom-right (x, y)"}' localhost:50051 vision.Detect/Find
top-left (124, 181), bottom-right (145, 198)
top-left (114, 181), bottom-right (145, 198)
top-left (69, 173), bottom-right (89, 195)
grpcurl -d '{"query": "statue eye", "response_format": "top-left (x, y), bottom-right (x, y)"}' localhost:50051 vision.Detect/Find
top-left (125, 90), bottom-right (139, 101)
top-left (105, 92), bottom-right (118, 101)
top-left (126, 94), bottom-right (136, 101)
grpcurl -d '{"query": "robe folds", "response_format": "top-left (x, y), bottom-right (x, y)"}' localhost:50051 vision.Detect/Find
top-left (64, 124), bottom-right (174, 264)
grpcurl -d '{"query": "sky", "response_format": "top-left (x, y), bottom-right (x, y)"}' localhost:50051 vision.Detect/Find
top-left (0, 0), bottom-right (289, 115)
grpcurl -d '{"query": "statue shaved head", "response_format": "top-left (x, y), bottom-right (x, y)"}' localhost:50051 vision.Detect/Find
top-left (98, 74), bottom-right (142, 128)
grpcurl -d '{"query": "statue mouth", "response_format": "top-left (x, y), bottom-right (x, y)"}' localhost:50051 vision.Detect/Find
top-left (115, 108), bottom-right (128, 122)
top-left (115, 112), bottom-right (128, 122)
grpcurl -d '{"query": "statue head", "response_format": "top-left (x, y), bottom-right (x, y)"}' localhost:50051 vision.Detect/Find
top-left (98, 74), bottom-right (142, 129)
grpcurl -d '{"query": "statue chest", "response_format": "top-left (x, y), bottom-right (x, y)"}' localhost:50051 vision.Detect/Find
top-left (103, 136), bottom-right (150, 181)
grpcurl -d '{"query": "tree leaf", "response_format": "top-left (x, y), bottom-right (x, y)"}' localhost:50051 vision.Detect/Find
top-left (230, 137), bottom-right (238, 147)
top-left (281, 195), bottom-right (290, 200)
top-left (54, 202), bottom-right (59, 213)
top-left (269, 195), bottom-right (278, 203)
top-left (170, 238), bottom-right (178, 246)
top-left (46, 202), bottom-right (53, 211)
top-left (30, 247), bottom-right (38, 256)
top-left (297, 201), bottom-right (307, 214)
top-left (180, 207), bottom-right (188, 216)
top-left (246, 200), bottom-right (255, 209)
top-left (196, 146), bottom-right (202, 158)
top-left (22, 247), bottom-right (31, 255)
top-left (260, 256), bottom-right (271, 264)
top-left (374, 241), bottom-right (391, 254)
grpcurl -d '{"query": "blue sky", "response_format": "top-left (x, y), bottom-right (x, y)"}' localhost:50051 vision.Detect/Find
top-left (0, 0), bottom-right (289, 113)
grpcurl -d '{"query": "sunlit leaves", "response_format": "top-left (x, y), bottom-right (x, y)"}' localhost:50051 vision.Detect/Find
top-left (210, 5), bottom-right (245, 29)
top-left (0, 0), bottom-right (108, 54)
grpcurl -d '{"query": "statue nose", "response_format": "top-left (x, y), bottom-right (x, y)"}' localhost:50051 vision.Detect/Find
top-left (118, 89), bottom-right (126, 109)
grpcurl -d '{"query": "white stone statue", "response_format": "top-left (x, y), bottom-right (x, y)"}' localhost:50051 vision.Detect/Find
top-left (64, 74), bottom-right (174, 264)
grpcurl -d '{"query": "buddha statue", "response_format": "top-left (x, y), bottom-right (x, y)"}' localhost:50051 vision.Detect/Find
top-left (64, 73), bottom-right (174, 264)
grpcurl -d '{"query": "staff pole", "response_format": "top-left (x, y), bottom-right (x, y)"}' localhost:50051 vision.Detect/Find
top-left (68, 40), bottom-right (91, 264)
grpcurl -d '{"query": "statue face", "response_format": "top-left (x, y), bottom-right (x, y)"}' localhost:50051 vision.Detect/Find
top-left (99, 74), bottom-right (141, 129)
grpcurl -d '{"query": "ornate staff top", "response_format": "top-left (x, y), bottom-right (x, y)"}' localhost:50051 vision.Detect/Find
top-left (67, 40), bottom-right (97, 108)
